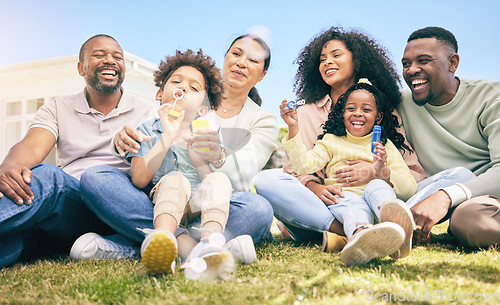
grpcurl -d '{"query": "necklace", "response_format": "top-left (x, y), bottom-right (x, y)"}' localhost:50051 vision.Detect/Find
top-left (221, 104), bottom-right (244, 113)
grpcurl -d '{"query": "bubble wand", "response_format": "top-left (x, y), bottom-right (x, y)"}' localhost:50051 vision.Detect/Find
top-left (285, 99), bottom-right (306, 109)
top-left (167, 88), bottom-right (184, 118)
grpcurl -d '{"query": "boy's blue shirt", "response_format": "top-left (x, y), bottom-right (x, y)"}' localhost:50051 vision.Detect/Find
top-left (126, 116), bottom-right (179, 186)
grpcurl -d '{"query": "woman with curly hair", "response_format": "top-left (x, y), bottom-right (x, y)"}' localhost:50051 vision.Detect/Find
top-left (255, 26), bottom-right (425, 252)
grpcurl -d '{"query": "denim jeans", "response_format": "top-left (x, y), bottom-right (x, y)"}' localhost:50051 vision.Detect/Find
top-left (79, 165), bottom-right (274, 245)
top-left (254, 167), bottom-right (475, 241)
top-left (254, 169), bottom-right (334, 241)
top-left (0, 164), bottom-right (110, 268)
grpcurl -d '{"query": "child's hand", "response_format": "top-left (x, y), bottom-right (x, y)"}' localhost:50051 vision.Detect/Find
top-left (280, 100), bottom-right (298, 128)
top-left (158, 104), bottom-right (185, 137)
top-left (372, 143), bottom-right (391, 182)
top-left (182, 128), bottom-right (221, 165)
top-left (311, 184), bottom-right (344, 205)
top-left (280, 100), bottom-right (300, 138)
top-left (184, 136), bottom-right (206, 167)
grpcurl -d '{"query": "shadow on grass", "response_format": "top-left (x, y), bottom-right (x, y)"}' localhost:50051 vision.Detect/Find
top-left (262, 232), bottom-right (500, 285)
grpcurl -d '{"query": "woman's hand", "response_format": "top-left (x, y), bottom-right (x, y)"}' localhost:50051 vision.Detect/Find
top-left (181, 127), bottom-right (222, 164)
top-left (333, 160), bottom-right (376, 187)
top-left (307, 182), bottom-right (344, 205)
top-left (114, 126), bottom-right (152, 157)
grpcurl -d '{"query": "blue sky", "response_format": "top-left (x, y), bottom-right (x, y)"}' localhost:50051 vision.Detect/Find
top-left (1, 0), bottom-right (499, 124)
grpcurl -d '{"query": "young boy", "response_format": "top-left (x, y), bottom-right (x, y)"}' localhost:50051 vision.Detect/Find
top-left (128, 50), bottom-right (234, 279)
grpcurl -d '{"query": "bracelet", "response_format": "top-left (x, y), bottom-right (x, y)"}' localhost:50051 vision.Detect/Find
top-left (211, 147), bottom-right (227, 168)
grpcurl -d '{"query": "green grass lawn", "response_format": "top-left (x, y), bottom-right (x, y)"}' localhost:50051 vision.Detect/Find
top-left (1, 220), bottom-right (499, 305)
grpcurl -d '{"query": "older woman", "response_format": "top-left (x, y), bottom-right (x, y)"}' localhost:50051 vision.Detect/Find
top-left (72, 34), bottom-right (278, 262)
top-left (254, 26), bottom-right (425, 251)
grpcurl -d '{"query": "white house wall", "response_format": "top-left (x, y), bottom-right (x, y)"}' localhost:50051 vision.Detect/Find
top-left (0, 52), bottom-right (158, 163)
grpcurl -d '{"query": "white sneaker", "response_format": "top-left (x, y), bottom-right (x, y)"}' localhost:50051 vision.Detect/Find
top-left (224, 235), bottom-right (257, 265)
top-left (379, 198), bottom-right (416, 258)
top-left (140, 228), bottom-right (178, 274)
top-left (340, 222), bottom-right (405, 266)
top-left (69, 233), bottom-right (137, 260)
top-left (182, 233), bottom-right (235, 281)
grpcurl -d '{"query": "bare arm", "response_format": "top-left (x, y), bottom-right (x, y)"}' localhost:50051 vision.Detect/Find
top-left (0, 127), bottom-right (56, 204)
top-left (130, 133), bottom-right (175, 189)
top-left (130, 105), bottom-right (183, 188)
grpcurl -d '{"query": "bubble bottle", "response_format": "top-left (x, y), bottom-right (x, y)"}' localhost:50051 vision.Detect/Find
top-left (371, 125), bottom-right (381, 154)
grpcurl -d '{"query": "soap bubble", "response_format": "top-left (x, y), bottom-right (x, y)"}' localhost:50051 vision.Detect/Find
top-left (241, 25), bottom-right (272, 62)
top-left (189, 257), bottom-right (208, 274)
top-left (247, 25), bottom-right (272, 47)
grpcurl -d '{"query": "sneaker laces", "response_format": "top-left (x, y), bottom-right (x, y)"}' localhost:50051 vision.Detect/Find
top-left (94, 239), bottom-right (136, 259)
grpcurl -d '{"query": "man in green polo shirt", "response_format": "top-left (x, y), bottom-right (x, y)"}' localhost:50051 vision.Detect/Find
top-left (398, 26), bottom-right (500, 248)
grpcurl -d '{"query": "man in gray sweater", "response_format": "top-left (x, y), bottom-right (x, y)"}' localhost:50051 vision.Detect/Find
top-left (398, 26), bottom-right (500, 248)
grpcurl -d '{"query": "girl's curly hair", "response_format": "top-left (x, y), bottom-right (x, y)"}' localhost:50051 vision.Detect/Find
top-left (153, 49), bottom-right (223, 110)
top-left (294, 27), bottom-right (401, 110)
top-left (319, 82), bottom-right (410, 153)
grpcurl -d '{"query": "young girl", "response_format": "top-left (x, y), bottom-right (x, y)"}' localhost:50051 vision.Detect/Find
top-left (281, 79), bottom-right (418, 266)
top-left (127, 49), bottom-right (236, 279)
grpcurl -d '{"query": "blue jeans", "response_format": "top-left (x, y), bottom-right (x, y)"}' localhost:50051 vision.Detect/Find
top-left (254, 169), bottom-right (334, 241)
top-left (0, 164), bottom-right (110, 268)
top-left (254, 167), bottom-right (475, 241)
top-left (363, 167), bottom-right (476, 218)
top-left (331, 180), bottom-right (397, 239)
top-left (79, 165), bottom-right (274, 245)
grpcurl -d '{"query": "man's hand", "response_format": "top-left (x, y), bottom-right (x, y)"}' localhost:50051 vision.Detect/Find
top-left (411, 190), bottom-right (451, 243)
top-left (114, 125), bottom-right (151, 157)
top-left (0, 162), bottom-right (34, 205)
top-left (307, 182), bottom-right (344, 205)
top-left (334, 159), bottom-right (376, 187)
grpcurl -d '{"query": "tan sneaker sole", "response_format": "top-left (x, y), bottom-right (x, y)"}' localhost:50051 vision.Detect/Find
top-left (379, 198), bottom-right (416, 258)
top-left (341, 222), bottom-right (405, 266)
top-left (141, 231), bottom-right (178, 274)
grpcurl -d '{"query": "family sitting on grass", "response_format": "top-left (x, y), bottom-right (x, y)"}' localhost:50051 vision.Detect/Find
top-left (1, 26), bottom-right (499, 280)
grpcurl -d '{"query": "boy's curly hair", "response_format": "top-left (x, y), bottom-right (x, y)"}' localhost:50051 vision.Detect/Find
top-left (153, 49), bottom-right (223, 110)
top-left (294, 27), bottom-right (401, 110)
top-left (319, 82), bottom-right (410, 153)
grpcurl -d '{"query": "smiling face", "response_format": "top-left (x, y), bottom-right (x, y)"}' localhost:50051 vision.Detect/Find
top-left (342, 89), bottom-right (381, 137)
top-left (319, 39), bottom-right (355, 94)
top-left (156, 65), bottom-right (207, 121)
top-left (402, 38), bottom-right (459, 106)
top-left (222, 37), bottom-right (267, 93)
top-left (78, 36), bottom-right (125, 94)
